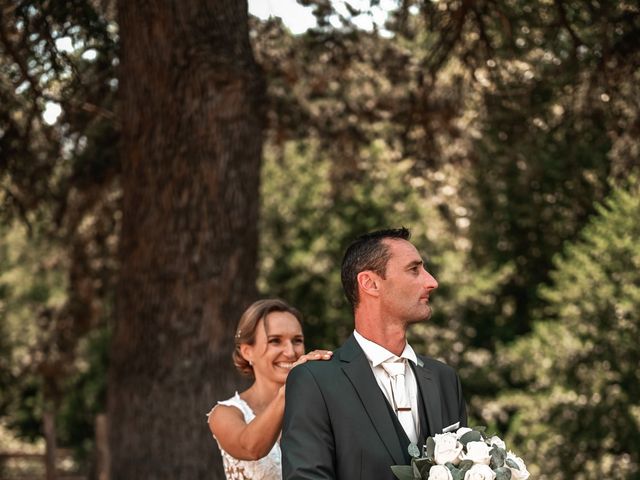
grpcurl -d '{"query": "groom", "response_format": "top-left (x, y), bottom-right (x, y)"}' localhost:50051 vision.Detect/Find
top-left (281, 228), bottom-right (467, 480)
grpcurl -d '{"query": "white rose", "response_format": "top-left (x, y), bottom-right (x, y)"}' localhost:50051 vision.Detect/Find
top-left (488, 436), bottom-right (506, 450)
top-left (506, 451), bottom-right (530, 480)
top-left (463, 464), bottom-right (496, 480)
top-left (455, 427), bottom-right (473, 439)
top-left (433, 433), bottom-right (463, 465)
top-left (428, 465), bottom-right (454, 480)
top-left (461, 441), bottom-right (491, 465)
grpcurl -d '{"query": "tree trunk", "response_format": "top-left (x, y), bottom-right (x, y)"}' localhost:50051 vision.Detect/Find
top-left (109, 1), bottom-right (264, 478)
top-left (95, 414), bottom-right (110, 480)
top-left (43, 411), bottom-right (57, 480)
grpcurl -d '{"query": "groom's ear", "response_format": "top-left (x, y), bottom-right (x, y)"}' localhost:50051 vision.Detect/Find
top-left (357, 271), bottom-right (380, 298)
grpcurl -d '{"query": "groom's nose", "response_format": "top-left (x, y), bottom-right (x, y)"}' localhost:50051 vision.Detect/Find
top-left (424, 271), bottom-right (438, 291)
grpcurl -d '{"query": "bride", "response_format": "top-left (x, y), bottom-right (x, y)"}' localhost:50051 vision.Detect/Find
top-left (208, 299), bottom-right (332, 480)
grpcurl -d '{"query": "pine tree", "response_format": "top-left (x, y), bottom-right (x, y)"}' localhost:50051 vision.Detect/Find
top-left (493, 177), bottom-right (640, 479)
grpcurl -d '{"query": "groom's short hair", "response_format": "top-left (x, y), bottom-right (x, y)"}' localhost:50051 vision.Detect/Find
top-left (341, 227), bottom-right (411, 310)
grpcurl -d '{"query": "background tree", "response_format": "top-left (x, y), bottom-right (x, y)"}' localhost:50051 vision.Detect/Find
top-left (255, 3), bottom-right (640, 477)
top-left (1, 0), bottom-right (639, 478)
top-left (490, 177), bottom-right (640, 479)
top-left (1, 1), bottom-right (118, 474)
top-left (107, 0), bottom-right (264, 478)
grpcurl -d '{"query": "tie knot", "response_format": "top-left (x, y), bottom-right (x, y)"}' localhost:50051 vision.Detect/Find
top-left (381, 359), bottom-right (406, 378)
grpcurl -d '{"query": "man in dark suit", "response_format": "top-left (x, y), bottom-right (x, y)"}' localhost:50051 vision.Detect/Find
top-left (281, 228), bottom-right (467, 480)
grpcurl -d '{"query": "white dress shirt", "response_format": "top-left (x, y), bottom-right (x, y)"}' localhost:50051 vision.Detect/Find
top-left (353, 330), bottom-right (419, 444)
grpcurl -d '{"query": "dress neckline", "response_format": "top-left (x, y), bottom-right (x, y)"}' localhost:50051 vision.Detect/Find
top-left (234, 391), bottom-right (255, 415)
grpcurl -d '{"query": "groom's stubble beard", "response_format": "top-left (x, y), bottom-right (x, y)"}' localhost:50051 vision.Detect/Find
top-left (405, 303), bottom-right (433, 326)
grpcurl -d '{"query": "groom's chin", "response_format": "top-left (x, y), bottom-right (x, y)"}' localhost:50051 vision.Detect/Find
top-left (407, 307), bottom-right (432, 324)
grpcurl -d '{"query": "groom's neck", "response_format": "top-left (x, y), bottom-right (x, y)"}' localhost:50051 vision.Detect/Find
top-left (354, 311), bottom-right (407, 356)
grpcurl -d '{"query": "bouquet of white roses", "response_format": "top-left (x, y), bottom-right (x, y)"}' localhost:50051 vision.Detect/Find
top-left (391, 427), bottom-right (529, 480)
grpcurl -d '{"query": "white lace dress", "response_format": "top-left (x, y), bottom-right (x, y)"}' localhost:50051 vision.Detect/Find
top-left (208, 392), bottom-right (282, 480)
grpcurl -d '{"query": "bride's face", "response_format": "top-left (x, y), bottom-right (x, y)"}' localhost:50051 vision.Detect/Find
top-left (245, 311), bottom-right (305, 385)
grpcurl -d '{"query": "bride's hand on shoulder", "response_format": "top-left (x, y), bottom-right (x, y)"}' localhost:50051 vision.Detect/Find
top-left (293, 350), bottom-right (333, 367)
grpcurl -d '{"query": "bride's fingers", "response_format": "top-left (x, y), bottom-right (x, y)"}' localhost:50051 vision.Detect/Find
top-left (305, 350), bottom-right (333, 361)
top-left (293, 350), bottom-right (333, 366)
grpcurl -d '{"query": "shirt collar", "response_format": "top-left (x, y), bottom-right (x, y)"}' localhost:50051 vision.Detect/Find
top-left (353, 329), bottom-right (418, 367)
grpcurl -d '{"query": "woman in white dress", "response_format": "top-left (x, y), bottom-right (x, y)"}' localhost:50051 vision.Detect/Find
top-left (208, 299), bottom-right (332, 480)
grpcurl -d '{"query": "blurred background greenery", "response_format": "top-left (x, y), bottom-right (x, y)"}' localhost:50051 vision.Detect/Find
top-left (1, 0), bottom-right (639, 479)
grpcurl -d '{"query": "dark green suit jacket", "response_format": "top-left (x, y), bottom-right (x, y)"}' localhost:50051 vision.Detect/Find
top-left (281, 334), bottom-right (467, 480)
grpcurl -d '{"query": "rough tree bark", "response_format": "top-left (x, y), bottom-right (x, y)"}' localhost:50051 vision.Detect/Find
top-left (109, 1), bottom-right (264, 478)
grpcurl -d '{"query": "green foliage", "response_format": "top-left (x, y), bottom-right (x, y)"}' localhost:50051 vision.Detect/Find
top-left (1, 0), bottom-right (118, 223)
top-left (259, 138), bottom-right (449, 347)
top-left (56, 327), bottom-right (109, 460)
top-left (0, 219), bottom-right (109, 459)
top-left (0, 220), bottom-right (64, 439)
top-left (1, 0), bottom-right (118, 461)
top-left (465, 44), bottom-right (613, 347)
top-left (390, 465), bottom-right (413, 480)
top-left (490, 446), bottom-right (506, 469)
top-left (259, 138), bottom-right (509, 364)
top-left (494, 177), bottom-right (640, 479)
top-left (1, 1), bottom-right (639, 477)
top-left (258, 0), bottom-right (637, 375)
top-left (459, 430), bottom-right (482, 446)
top-left (494, 467), bottom-right (511, 480)
top-left (393, 426), bottom-right (523, 480)
top-left (4, 379), bottom-right (44, 442)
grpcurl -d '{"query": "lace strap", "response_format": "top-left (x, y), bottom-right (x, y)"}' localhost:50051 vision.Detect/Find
top-left (208, 392), bottom-right (255, 423)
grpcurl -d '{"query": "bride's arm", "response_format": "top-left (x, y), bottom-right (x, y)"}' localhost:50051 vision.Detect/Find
top-left (209, 387), bottom-right (286, 461)
top-left (209, 349), bottom-right (333, 461)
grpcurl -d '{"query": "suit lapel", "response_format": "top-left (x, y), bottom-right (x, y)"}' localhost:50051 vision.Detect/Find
top-left (412, 358), bottom-right (443, 436)
top-left (340, 335), bottom-right (406, 465)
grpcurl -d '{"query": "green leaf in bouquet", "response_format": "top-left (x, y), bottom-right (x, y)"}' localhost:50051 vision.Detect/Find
top-left (425, 436), bottom-right (436, 462)
top-left (505, 458), bottom-right (520, 470)
top-left (451, 471), bottom-right (465, 480)
top-left (412, 460), bottom-right (421, 479)
top-left (458, 459), bottom-right (474, 475)
top-left (445, 463), bottom-right (463, 480)
top-left (391, 465), bottom-right (414, 480)
top-left (490, 445), bottom-right (506, 468)
top-left (408, 443), bottom-right (421, 459)
top-left (412, 457), bottom-right (433, 479)
top-left (459, 430), bottom-right (482, 446)
top-left (494, 466), bottom-right (512, 480)
top-left (471, 426), bottom-right (487, 435)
